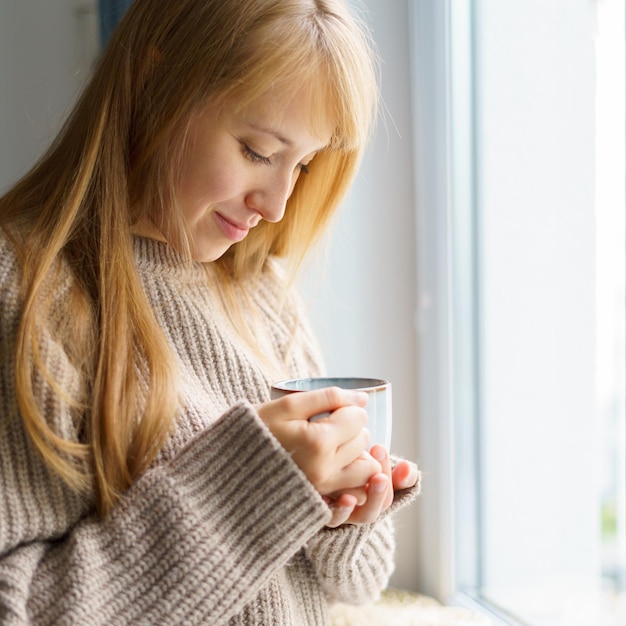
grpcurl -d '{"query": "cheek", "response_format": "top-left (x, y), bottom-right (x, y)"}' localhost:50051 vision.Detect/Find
top-left (177, 160), bottom-right (239, 212)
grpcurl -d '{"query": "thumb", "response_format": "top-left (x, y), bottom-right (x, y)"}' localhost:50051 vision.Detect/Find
top-left (273, 386), bottom-right (369, 421)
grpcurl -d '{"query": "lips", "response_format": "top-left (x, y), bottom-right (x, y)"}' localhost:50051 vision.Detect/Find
top-left (214, 212), bottom-right (250, 243)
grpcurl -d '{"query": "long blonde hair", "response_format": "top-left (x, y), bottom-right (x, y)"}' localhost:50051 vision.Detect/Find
top-left (0, 0), bottom-right (379, 514)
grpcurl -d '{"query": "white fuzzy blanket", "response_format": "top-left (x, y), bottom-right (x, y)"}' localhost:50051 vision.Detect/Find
top-left (330, 589), bottom-right (494, 626)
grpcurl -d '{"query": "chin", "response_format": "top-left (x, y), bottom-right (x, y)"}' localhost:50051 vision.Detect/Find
top-left (191, 244), bottom-right (232, 263)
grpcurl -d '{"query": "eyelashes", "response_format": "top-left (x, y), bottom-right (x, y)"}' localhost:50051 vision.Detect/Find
top-left (241, 143), bottom-right (309, 174)
top-left (242, 144), bottom-right (272, 166)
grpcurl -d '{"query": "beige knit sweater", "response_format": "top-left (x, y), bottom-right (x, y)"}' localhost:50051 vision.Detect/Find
top-left (0, 233), bottom-right (418, 625)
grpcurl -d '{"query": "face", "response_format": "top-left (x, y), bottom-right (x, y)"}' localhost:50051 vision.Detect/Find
top-left (168, 87), bottom-right (332, 262)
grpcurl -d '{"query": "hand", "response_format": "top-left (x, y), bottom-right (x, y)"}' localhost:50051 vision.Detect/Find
top-left (324, 445), bottom-right (419, 528)
top-left (256, 387), bottom-right (382, 496)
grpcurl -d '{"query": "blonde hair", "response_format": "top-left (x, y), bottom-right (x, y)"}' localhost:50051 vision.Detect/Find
top-left (0, 0), bottom-right (379, 514)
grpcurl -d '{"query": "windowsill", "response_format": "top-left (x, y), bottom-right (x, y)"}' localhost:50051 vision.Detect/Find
top-left (451, 588), bottom-right (626, 626)
top-left (331, 587), bottom-right (626, 626)
top-left (450, 592), bottom-right (525, 626)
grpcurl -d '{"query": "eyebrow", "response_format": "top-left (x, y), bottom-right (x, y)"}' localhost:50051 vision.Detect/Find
top-left (245, 123), bottom-right (328, 153)
top-left (247, 124), bottom-right (294, 147)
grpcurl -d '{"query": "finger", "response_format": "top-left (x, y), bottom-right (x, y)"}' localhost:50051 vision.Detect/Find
top-left (327, 486), bottom-right (368, 506)
top-left (323, 403), bottom-right (369, 440)
top-left (370, 446), bottom-right (394, 510)
top-left (347, 473), bottom-right (391, 525)
top-left (392, 460), bottom-right (419, 491)
top-left (280, 386), bottom-right (369, 422)
top-left (332, 425), bottom-right (371, 468)
top-left (329, 451), bottom-right (382, 494)
top-left (325, 493), bottom-right (358, 528)
top-left (370, 445), bottom-right (391, 476)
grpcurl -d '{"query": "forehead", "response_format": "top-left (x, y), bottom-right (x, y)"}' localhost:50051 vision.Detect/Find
top-left (231, 82), bottom-right (335, 149)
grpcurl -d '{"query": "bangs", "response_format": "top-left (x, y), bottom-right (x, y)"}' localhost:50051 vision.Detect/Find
top-left (212, 10), bottom-right (378, 156)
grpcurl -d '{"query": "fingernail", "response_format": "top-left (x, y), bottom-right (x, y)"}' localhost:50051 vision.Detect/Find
top-left (371, 478), bottom-right (387, 493)
top-left (353, 391), bottom-right (369, 405)
top-left (371, 446), bottom-right (386, 462)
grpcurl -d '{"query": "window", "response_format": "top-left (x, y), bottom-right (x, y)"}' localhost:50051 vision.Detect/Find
top-left (412, 0), bottom-right (626, 623)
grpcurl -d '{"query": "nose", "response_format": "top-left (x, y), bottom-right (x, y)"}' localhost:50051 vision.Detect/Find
top-left (245, 170), bottom-right (295, 223)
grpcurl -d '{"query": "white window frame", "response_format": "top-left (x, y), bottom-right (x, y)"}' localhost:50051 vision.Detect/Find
top-left (410, 2), bottom-right (625, 624)
top-left (409, 0), bottom-right (457, 605)
top-left (410, 2), bottom-right (524, 622)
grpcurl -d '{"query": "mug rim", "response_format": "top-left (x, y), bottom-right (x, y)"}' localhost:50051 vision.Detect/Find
top-left (272, 377), bottom-right (390, 393)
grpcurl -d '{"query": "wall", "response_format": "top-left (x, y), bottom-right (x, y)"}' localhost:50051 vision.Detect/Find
top-left (0, 0), bottom-right (97, 192)
top-left (305, 0), bottom-right (420, 591)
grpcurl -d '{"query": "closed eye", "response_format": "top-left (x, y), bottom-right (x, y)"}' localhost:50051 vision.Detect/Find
top-left (242, 140), bottom-right (311, 174)
top-left (242, 143), bottom-right (272, 166)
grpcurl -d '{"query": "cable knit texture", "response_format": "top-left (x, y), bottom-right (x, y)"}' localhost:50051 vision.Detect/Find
top-left (0, 233), bottom-right (419, 625)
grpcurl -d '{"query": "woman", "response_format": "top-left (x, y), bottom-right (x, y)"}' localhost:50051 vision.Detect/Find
top-left (0, 0), bottom-right (419, 623)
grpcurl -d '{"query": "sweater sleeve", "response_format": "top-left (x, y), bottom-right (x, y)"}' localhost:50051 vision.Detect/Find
top-left (0, 399), bottom-right (332, 625)
top-left (304, 469), bottom-right (420, 606)
top-left (0, 272), bottom-right (331, 625)
top-left (0, 238), bottom-right (334, 624)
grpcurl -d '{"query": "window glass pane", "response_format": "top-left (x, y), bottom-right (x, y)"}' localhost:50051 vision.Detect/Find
top-left (453, 0), bottom-right (626, 623)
